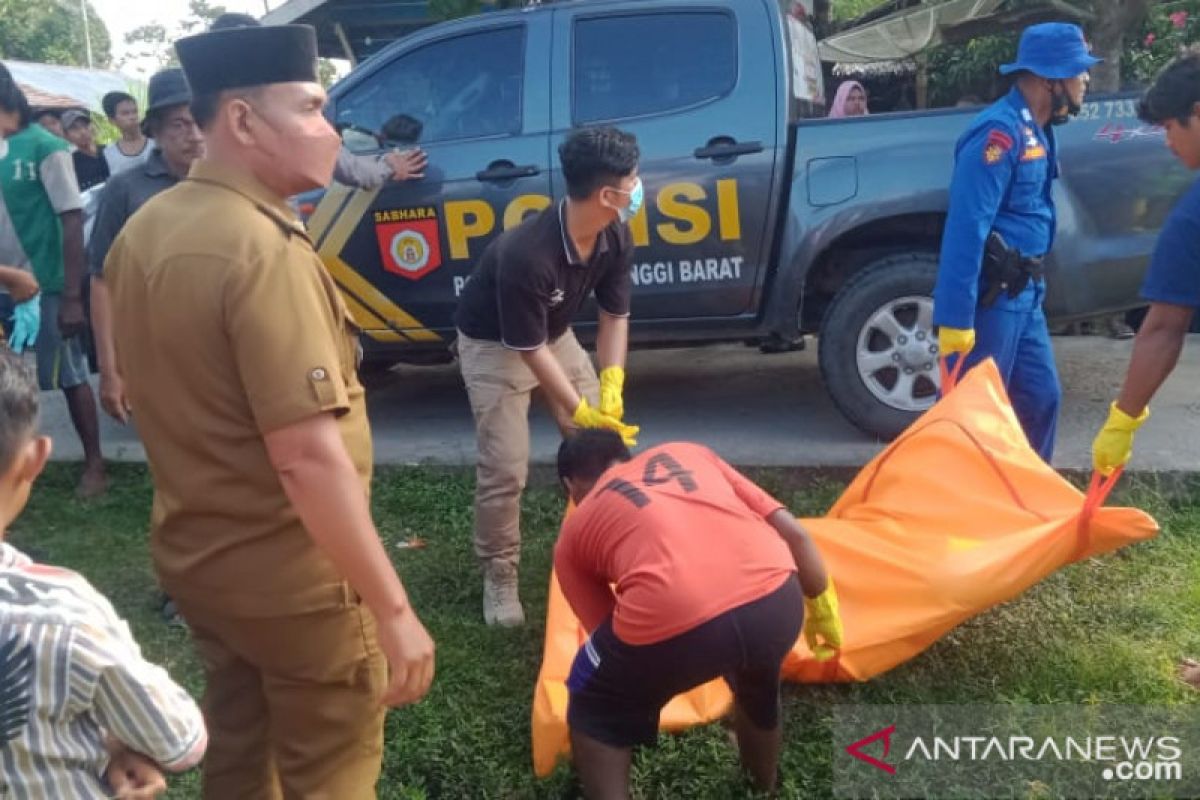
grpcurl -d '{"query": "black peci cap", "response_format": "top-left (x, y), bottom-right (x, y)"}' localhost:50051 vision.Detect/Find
top-left (175, 24), bottom-right (319, 95)
top-left (208, 12), bottom-right (261, 30)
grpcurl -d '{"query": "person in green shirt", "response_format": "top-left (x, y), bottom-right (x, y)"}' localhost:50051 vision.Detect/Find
top-left (0, 64), bottom-right (107, 497)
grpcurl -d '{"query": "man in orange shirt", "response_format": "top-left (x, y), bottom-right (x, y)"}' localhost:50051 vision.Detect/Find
top-left (555, 431), bottom-right (843, 799)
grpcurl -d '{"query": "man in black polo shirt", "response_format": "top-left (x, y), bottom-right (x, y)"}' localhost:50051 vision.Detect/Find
top-left (455, 126), bottom-right (641, 627)
top-left (62, 110), bottom-right (110, 192)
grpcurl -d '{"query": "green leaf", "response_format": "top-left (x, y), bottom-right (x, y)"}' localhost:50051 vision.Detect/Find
top-left (0, 0), bottom-right (113, 68)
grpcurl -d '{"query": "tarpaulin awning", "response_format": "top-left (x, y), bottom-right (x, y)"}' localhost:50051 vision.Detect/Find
top-left (818, 0), bottom-right (1004, 63)
top-left (3, 60), bottom-right (138, 112)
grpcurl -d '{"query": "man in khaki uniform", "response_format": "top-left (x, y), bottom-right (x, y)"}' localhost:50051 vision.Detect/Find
top-left (103, 23), bottom-right (434, 798)
top-left (454, 127), bottom-right (641, 627)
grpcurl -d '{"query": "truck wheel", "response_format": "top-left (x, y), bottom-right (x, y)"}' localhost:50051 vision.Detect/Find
top-left (818, 252), bottom-right (941, 440)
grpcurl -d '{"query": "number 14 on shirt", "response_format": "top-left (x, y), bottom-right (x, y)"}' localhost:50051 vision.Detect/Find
top-left (601, 452), bottom-right (698, 509)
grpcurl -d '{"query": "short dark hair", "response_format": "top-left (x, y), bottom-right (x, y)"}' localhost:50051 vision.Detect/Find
top-left (557, 429), bottom-right (631, 488)
top-left (1138, 49), bottom-right (1200, 125)
top-left (382, 113), bottom-right (423, 145)
top-left (0, 352), bottom-right (39, 474)
top-left (209, 12), bottom-right (261, 30)
top-left (190, 86), bottom-right (262, 131)
top-left (102, 91), bottom-right (136, 119)
top-left (0, 64), bottom-right (32, 128)
top-left (190, 92), bottom-right (221, 130)
top-left (558, 127), bottom-right (639, 201)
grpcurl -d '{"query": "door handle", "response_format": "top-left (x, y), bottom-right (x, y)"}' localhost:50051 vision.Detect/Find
top-left (693, 140), bottom-right (764, 160)
top-left (476, 161), bottom-right (541, 182)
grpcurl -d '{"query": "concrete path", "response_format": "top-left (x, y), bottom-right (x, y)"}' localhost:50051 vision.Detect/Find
top-left (38, 335), bottom-right (1200, 471)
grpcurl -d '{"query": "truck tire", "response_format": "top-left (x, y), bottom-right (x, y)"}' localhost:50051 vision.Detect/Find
top-left (818, 252), bottom-right (941, 440)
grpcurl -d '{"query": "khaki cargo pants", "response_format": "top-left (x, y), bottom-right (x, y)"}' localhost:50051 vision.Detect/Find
top-left (457, 329), bottom-right (600, 568)
top-left (176, 595), bottom-right (387, 800)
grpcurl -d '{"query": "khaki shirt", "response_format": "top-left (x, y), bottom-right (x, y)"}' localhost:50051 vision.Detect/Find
top-left (105, 160), bottom-right (371, 617)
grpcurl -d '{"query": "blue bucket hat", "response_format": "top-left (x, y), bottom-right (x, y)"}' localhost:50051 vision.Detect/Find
top-left (999, 23), bottom-right (1102, 79)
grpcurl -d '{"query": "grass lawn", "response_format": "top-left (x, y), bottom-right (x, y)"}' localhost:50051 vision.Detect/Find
top-left (8, 464), bottom-right (1200, 799)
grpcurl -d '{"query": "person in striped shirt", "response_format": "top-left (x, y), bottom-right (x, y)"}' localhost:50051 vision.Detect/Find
top-left (0, 351), bottom-right (207, 798)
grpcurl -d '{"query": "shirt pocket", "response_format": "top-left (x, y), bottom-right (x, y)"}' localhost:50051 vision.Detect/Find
top-left (1008, 155), bottom-right (1048, 213)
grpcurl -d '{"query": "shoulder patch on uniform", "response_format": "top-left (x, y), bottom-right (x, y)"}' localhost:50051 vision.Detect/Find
top-left (984, 129), bottom-right (1013, 165)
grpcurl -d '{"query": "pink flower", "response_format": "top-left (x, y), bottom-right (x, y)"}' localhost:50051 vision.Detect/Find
top-left (1170, 10), bottom-right (1189, 28)
top-left (1145, 32), bottom-right (1156, 45)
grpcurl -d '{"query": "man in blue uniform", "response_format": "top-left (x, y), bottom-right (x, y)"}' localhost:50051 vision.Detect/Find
top-left (934, 23), bottom-right (1099, 462)
top-left (1092, 51), bottom-right (1200, 476)
top-left (1088, 52), bottom-right (1200, 691)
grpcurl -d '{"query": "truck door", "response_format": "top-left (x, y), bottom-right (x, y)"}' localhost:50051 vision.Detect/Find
top-left (325, 20), bottom-right (551, 344)
top-left (550, 0), bottom-right (782, 323)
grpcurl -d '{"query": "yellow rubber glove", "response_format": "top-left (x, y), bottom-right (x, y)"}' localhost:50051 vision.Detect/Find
top-left (573, 397), bottom-right (639, 447)
top-left (938, 326), bottom-right (975, 356)
top-left (599, 366), bottom-right (626, 421)
top-left (1092, 402), bottom-right (1150, 476)
top-left (803, 577), bottom-right (843, 662)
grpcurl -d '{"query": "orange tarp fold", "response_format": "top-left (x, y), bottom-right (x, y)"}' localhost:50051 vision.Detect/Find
top-left (531, 359), bottom-right (1158, 777)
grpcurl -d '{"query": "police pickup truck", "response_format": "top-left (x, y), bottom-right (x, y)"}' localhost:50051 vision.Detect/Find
top-left (301, 0), bottom-right (1190, 440)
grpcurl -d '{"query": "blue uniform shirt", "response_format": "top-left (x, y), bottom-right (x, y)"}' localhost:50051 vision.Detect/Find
top-left (1141, 177), bottom-right (1200, 310)
top-left (934, 87), bottom-right (1059, 330)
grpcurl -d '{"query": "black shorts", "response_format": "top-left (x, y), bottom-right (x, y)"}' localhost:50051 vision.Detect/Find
top-left (566, 574), bottom-right (804, 748)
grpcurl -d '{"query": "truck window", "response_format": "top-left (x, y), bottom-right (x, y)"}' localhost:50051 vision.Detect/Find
top-left (782, 5), bottom-right (824, 116)
top-left (336, 26), bottom-right (525, 145)
top-left (573, 12), bottom-right (736, 125)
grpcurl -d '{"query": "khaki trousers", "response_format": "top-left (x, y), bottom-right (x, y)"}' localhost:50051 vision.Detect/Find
top-left (457, 329), bottom-right (600, 568)
top-left (176, 596), bottom-right (387, 800)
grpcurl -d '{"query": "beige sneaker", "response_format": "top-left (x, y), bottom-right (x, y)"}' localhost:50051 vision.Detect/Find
top-left (482, 561), bottom-right (525, 627)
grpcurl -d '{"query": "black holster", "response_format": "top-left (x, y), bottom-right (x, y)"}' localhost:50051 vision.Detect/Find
top-left (980, 231), bottom-right (1044, 307)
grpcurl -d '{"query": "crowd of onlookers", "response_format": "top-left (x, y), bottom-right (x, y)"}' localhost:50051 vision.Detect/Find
top-left (35, 92), bottom-right (156, 191)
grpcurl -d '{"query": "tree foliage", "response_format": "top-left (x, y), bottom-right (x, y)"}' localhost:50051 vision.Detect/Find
top-left (1124, 0), bottom-right (1200, 85)
top-left (926, 32), bottom-right (1018, 107)
top-left (429, 0), bottom-right (525, 21)
top-left (318, 58), bottom-right (339, 89)
top-left (832, 0), bottom-right (889, 20)
top-left (922, 1), bottom-right (1196, 100)
top-left (0, 0), bottom-right (113, 68)
top-left (122, 0), bottom-right (229, 73)
top-left (122, 0), bottom-right (340, 86)
top-left (1083, 0), bottom-right (1153, 92)
top-left (426, 0), bottom-right (1195, 106)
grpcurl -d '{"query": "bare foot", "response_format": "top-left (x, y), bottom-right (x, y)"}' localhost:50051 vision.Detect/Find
top-left (1177, 658), bottom-right (1200, 691)
top-left (77, 465), bottom-right (108, 499)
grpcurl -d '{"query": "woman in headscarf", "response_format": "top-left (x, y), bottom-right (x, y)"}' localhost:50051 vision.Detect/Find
top-left (828, 81), bottom-right (870, 118)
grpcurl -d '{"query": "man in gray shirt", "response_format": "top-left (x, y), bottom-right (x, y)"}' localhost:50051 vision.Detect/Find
top-left (333, 143), bottom-right (426, 189)
top-left (89, 67), bottom-right (204, 423)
